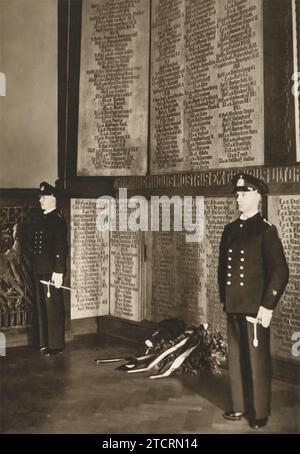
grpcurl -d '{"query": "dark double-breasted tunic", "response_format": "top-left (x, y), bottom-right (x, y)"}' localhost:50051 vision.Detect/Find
top-left (31, 209), bottom-right (68, 350)
top-left (218, 213), bottom-right (289, 419)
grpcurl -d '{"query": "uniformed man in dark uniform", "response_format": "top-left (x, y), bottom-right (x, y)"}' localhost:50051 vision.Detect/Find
top-left (218, 174), bottom-right (289, 429)
top-left (31, 182), bottom-right (68, 356)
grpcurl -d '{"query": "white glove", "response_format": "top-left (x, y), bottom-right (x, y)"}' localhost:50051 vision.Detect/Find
top-left (257, 306), bottom-right (273, 328)
top-left (51, 272), bottom-right (63, 289)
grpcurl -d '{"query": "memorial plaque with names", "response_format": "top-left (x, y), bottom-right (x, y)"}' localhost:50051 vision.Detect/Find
top-left (71, 199), bottom-right (109, 319)
top-left (148, 198), bottom-right (178, 321)
top-left (294, 0), bottom-right (300, 162)
top-left (110, 202), bottom-right (142, 321)
top-left (151, 0), bottom-right (264, 173)
top-left (205, 198), bottom-right (237, 335)
top-left (151, 230), bottom-right (178, 321)
top-left (268, 195), bottom-right (300, 362)
top-left (151, 0), bottom-right (186, 173)
top-left (77, 0), bottom-right (149, 176)
top-left (149, 197), bottom-right (237, 333)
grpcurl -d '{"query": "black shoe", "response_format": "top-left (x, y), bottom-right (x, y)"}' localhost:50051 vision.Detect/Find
top-left (223, 411), bottom-right (244, 421)
top-left (249, 418), bottom-right (268, 429)
top-left (43, 348), bottom-right (64, 357)
top-left (40, 346), bottom-right (47, 352)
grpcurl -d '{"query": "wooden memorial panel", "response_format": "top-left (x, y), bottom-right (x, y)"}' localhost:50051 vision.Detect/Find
top-left (151, 0), bottom-right (186, 173)
top-left (151, 0), bottom-right (264, 173)
top-left (110, 201), bottom-right (142, 321)
top-left (151, 230), bottom-right (178, 321)
top-left (175, 234), bottom-right (207, 325)
top-left (268, 195), bottom-right (300, 362)
top-left (71, 199), bottom-right (109, 319)
top-left (149, 196), bottom-right (237, 333)
top-left (205, 198), bottom-right (237, 335)
top-left (294, 0), bottom-right (300, 162)
top-left (77, 0), bottom-right (149, 176)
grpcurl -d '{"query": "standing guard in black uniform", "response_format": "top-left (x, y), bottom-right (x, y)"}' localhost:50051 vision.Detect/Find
top-left (31, 182), bottom-right (68, 356)
top-left (218, 174), bottom-right (289, 429)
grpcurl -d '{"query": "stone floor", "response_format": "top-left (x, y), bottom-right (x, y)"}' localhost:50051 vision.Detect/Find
top-left (0, 334), bottom-right (299, 434)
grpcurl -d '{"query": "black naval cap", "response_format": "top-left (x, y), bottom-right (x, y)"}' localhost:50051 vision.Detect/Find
top-left (39, 181), bottom-right (58, 197)
top-left (232, 173), bottom-right (269, 195)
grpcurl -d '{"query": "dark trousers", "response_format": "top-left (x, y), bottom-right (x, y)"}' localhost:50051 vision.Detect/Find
top-left (227, 314), bottom-right (271, 419)
top-left (32, 274), bottom-right (65, 350)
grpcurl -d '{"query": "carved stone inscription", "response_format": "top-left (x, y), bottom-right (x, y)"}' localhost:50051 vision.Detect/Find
top-left (77, 0), bottom-right (149, 176)
top-left (151, 0), bottom-right (185, 172)
top-left (268, 195), bottom-right (300, 362)
top-left (110, 202), bottom-right (141, 320)
top-left (151, 0), bottom-right (264, 173)
top-left (71, 199), bottom-right (109, 319)
top-left (150, 197), bottom-right (237, 333)
top-left (205, 198), bottom-right (237, 334)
